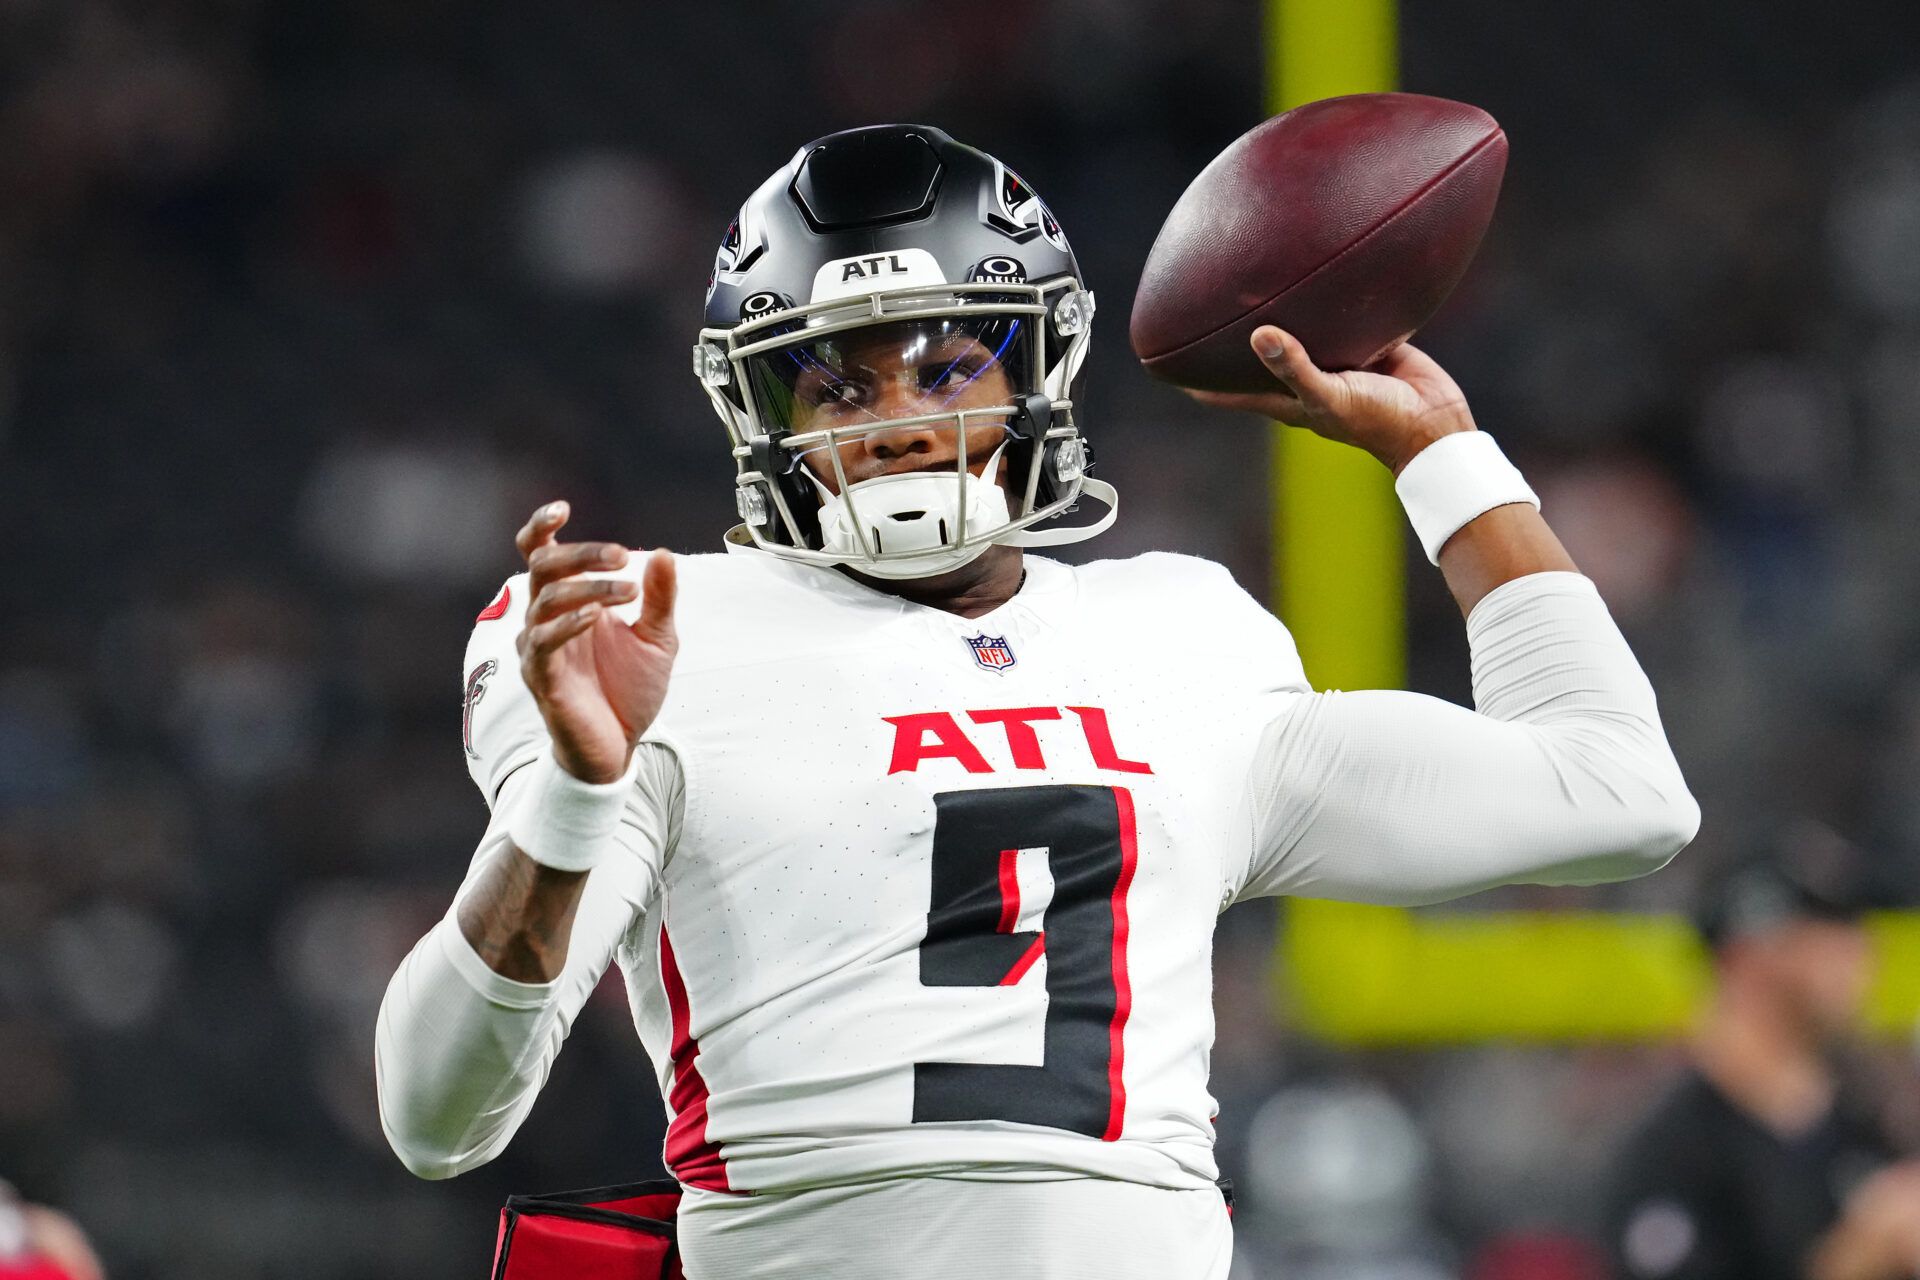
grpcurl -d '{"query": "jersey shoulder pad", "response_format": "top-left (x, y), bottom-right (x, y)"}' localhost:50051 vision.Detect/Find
top-left (1073, 552), bottom-right (1308, 691)
top-left (646, 549), bottom-right (888, 673)
top-left (1072, 549), bottom-right (1239, 595)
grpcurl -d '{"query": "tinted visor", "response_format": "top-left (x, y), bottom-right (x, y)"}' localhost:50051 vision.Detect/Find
top-left (743, 314), bottom-right (1033, 438)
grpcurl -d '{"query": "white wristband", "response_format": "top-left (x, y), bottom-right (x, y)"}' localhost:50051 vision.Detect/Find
top-left (503, 750), bottom-right (638, 873)
top-left (1394, 431), bottom-right (1540, 564)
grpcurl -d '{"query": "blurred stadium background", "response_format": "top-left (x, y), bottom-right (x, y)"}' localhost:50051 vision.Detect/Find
top-left (3, 1), bottom-right (1920, 1276)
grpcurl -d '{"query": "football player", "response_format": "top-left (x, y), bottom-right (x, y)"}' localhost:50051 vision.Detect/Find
top-left (376, 125), bottom-right (1699, 1278)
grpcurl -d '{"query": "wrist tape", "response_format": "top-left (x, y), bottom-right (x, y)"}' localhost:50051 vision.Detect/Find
top-left (1394, 431), bottom-right (1540, 564)
top-left (504, 750), bottom-right (638, 873)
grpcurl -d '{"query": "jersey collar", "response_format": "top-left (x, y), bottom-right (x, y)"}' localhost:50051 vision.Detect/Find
top-left (722, 531), bottom-right (1075, 630)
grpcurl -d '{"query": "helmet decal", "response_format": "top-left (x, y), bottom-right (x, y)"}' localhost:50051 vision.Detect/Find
top-left (994, 163), bottom-right (1034, 224)
top-left (809, 247), bottom-right (946, 304)
top-left (739, 290), bottom-right (793, 322)
top-left (968, 255), bottom-right (1027, 285)
top-left (1037, 204), bottom-right (1068, 252)
top-left (707, 200), bottom-right (769, 299)
top-left (989, 161), bottom-right (1070, 252)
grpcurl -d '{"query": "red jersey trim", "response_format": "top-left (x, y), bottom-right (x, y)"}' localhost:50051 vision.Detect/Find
top-left (996, 848), bottom-right (1021, 934)
top-left (999, 933), bottom-right (1047, 987)
top-left (476, 582), bottom-right (512, 622)
top-left (1103, 787), bottom-right (1140, 1141)
top-left (658, 926), bottom-right (732, 1192)
top-left (995, 847), bottom-right (1046, 985)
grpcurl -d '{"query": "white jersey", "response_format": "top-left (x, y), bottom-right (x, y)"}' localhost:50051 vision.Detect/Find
top-left (379, 545), bottom-right (1696, 1276)
top-left (461, 547), bottom-right (1306, 1195)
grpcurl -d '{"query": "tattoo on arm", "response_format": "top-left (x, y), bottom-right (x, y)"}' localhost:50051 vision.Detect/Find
top-left (456, 844), bottom-right (591, 983)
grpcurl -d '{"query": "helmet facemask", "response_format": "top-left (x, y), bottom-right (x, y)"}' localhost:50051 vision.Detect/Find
top-left (696, 278), bottom-right (1113, 579)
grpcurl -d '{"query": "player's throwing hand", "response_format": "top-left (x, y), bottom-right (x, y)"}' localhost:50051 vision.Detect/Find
top-left (514, 501), bottom-right (677, 784)
top-left (1185, 325), bottom-right (1478, 477)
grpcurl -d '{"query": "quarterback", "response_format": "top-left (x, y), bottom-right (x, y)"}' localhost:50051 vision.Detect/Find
top-left (375, 126), bottom-right (1699, 1277)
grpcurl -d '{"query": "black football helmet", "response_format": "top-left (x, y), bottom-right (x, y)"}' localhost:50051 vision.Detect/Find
top-left (693, 124), bottom-right (1115, 579)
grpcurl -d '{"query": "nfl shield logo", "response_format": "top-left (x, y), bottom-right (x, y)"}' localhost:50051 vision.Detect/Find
top-left (965, 634), bottom-right (1016, 673)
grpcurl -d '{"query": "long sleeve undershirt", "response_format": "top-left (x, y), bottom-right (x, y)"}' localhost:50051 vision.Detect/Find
top-left (374, 569), bottom-right (1696, 1179)
top-left (1231, 570), bottom-right (1697, 905)
top-left (374, 746), bottom-right (681, 1179)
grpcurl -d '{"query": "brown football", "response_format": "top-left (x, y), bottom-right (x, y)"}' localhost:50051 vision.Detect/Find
top-left (1130, 93), bottom-right (1506, 393)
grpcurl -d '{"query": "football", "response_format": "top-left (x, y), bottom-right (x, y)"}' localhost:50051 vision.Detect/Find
top-left (1129, 92), bottom-right (1507, 393)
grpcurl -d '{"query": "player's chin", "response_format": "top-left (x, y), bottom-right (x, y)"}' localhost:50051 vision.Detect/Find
top-left (858, 457), bottom-right (1003, 485)
top-left (843, 542), bottom-right (1018, 594)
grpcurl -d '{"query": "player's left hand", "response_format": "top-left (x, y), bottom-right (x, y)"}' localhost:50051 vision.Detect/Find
top-left (1183, 325), bottom-right (1477, 475)
top-left (515, 502), bottom-right (678, 784)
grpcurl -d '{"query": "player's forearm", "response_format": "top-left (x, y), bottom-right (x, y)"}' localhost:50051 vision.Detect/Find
top-left (1434, 502), bottom-right (1578, 617)
top-left (375, 910), bottom-right (570, 1179)
top-left (456, 844), bottom-right (589, 982)
top-left (460, 744), bottom-right (656, 980)
top-left (376, 793), bottom-right (660, 1179)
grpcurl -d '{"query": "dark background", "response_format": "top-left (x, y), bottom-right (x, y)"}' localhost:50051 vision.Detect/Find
top-left (3, 2), bottom-right (1919, 1275)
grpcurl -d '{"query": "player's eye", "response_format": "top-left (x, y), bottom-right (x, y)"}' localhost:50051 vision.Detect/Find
top-left (830, 380), bottom-right (876, 409)
top-left (923, 360), bottom-right (984, 394)
top-left (797, 374), bottom-right (865, 408)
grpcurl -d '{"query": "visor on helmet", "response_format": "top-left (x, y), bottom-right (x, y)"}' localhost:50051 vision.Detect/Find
top-left (697, 281), bottom-right (1113, 576)
top-left (741, 313), bottom-right (1034, 440)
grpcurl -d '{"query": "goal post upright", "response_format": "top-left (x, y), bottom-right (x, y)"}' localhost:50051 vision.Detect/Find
top-left (1265, 0), bottom-right (1405, 697)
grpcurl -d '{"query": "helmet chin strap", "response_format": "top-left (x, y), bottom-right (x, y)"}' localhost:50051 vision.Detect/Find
top-left (798, 439), bottom-right (1119, 580)
top-left (807, 442), bottom-right (1010, 580)
top-left (997, 476), bottom-right (1117, 546)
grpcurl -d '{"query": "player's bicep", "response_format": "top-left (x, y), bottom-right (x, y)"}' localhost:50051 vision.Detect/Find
top-left (1235, 686), bottom-right (1686, 906)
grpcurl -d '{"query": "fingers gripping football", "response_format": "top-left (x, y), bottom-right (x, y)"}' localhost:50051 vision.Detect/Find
top-left (514, 502), bottom-right (679, 785)
top-left (1185, 326), bottom-right (1479, 476)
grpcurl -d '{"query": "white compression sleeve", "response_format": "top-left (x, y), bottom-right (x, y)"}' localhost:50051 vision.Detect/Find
top-left (374, 741), bottom-right (683, 1179)
top-left (1236, 572), bottom-right (1698, 905)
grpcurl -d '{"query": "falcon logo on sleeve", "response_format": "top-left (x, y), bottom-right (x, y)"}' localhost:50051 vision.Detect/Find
top-left (463, 659), bottom-right (497, 759)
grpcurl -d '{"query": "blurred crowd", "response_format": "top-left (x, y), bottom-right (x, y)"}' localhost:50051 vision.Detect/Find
top-left (3, 1), bottom-right (1919, 1277)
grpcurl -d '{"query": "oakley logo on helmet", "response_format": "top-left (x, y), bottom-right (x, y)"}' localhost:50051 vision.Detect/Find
top-left (810, 247), bottom-right (945, 304)
top-left (968, 256), bottom-right (1027, 285)
top-left (740, 291), bottom-right (792, 321)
